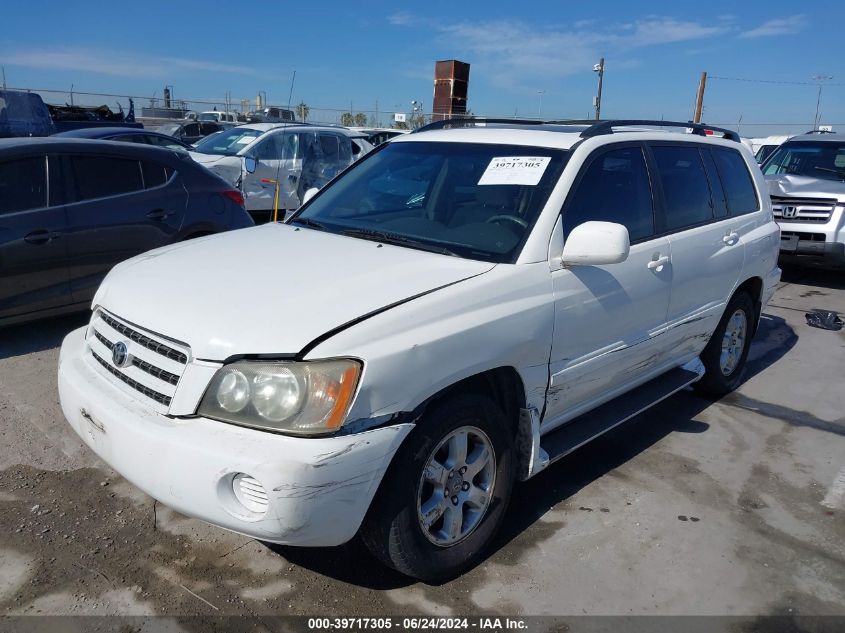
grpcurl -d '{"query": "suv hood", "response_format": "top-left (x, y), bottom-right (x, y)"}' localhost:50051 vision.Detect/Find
top-left (766, 174), bottom-right (845, 198)
top-left (94, 224), bottom-right (495, 361)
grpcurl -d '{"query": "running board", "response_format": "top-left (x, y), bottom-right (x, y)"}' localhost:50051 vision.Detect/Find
top-left (538, 363), bottom-right (703, 470)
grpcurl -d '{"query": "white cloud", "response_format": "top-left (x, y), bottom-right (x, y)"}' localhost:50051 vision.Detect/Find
top-left (387, 12), bottom-right (416, 26)
top-left (431, 17), bottom-right (729, 90)
top-left (739, 15), bottom-right (806, 38)
top-left (1, 48), bottom-right (258, 78)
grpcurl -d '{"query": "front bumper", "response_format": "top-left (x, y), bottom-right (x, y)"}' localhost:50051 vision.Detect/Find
top-left (58, 326), bottom-right (412, 546)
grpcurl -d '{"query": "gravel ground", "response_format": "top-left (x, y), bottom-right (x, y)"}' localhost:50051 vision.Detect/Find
top-left (0, 263), bottom-right (843, 626)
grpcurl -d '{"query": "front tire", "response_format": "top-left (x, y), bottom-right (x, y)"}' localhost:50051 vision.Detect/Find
top-left (361, 393), bottom-right (515, 581)
top-left (695, 290), bottom-right (755, 396)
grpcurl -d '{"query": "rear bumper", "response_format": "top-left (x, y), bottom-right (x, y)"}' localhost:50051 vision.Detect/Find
top-left (58, 326), bottom-right (412, 546)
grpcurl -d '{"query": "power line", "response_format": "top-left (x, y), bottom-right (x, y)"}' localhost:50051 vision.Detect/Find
top-left (710, 75), bottom-right (845, 87)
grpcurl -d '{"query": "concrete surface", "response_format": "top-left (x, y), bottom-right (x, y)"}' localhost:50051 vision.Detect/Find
top-left (0, 263), bottom-right (843, 621)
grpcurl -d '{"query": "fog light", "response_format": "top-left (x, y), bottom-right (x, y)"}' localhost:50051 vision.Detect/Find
top-left (232, 473), bottom-right (269, 514)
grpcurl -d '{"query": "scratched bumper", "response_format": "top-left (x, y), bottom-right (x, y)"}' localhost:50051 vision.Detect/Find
top-left (58, 326), bottom-right (413, 546)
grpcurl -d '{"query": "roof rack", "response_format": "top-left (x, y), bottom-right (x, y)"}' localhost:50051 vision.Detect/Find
top-left (413, 117), bottom-right (741, 143)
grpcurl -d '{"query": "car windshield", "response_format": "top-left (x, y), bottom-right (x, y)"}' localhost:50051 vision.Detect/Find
top-left (763, 141), bottom-right (845, 181)
top-left (291, 141), bottom-right (568, 263)
top-left (157, 123), bottom-right (181, 136)
top-left (197, 112), bottom-right (218, 121)
top-left (193, 128), bottom-right (263, 156)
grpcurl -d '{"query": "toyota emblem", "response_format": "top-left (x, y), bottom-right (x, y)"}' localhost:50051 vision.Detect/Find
top-left (112, 341), bottom-right (130, 368)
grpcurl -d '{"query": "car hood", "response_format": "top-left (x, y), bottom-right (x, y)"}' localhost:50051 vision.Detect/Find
top-left (189, 152), bottom-right (242, 185)
top-left (766, 174), bottom-right (845, 198)
top-left (94, 223), bottom-right (495, 361)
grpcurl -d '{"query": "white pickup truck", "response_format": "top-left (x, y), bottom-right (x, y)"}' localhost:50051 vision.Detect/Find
top-left (58, 119), bottom-right (781, 580)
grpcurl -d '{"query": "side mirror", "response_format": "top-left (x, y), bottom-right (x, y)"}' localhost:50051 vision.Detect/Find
top-left (243, 157), bottom-right (257, 174)
top-left (302, 188), bottom-right (319, 205)
top-left (561, 221), bottom-right (630, 266)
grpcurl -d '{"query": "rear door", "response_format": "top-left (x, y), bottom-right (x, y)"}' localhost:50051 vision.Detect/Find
top-left (648, 143), bottom-right (747, 361)
top-left (245, 131), bottom-right (301, 212)
top-left (0, 154), bottom-right (70, 319)
top-left (60, 153), bottom-right (187, 303)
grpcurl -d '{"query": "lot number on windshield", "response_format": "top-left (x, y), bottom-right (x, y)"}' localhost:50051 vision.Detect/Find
top-left (478, 156), bottom-right (551, 186)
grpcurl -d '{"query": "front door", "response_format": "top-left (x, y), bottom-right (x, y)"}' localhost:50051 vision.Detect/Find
top-left (0, 155), bottom-right (70, 320)
top-left (545, 144), bottom-right (672, 429)
top-left (244, 131), bottom-right (301, 213)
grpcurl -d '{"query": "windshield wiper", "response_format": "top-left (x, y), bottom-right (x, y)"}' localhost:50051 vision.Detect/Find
top-left (340, 227), bottom-right (459, 257)
top-left (289, 217), bottom-right (327, 230)
top-left (813, 166), bottom-right (845, 181)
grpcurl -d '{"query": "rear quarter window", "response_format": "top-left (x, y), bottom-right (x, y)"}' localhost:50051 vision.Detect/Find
top-left (711, 148), bottom-right (759, 216)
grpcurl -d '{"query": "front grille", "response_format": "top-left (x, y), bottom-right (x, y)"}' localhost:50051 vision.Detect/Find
top-left (781, 231), bottom-right (826, 242)
top-left (100, 312), bottom-right (187, 364)
top-left (86, 310), bottom-right (190, 412)
top-left (771, 195), bottom-right (837, 223)
top-left (91, 351), bottom-right (172, 406)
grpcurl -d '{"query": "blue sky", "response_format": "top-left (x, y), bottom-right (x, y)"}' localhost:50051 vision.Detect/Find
top-left (1, 0), bottom-right (842, 135)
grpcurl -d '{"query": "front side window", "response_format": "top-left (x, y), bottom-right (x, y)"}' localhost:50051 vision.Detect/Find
top-left (64, 156), bottom-right (143, 202)
top-left (292, 141), bottom-right (568, 263)
top-left (711, 148), bottom-right (759, 216)
top-left (763, 141), bottom-right (845, 181)
top-left (193, 127), bottom-right (263, 156)
top-left (0, 157), bottom-right (47, 214)
top-left (651, 145), bottom-right (714, 232)
top-left (563, 146), bottom-right (655, 242)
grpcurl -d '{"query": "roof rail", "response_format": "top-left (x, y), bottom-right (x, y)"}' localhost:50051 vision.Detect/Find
top-left (412, 117), bottom-right (547, 133)
top-left (579, 120), bottom-right (741, 142)
top-left (412, 116), bottom-right (741, 143)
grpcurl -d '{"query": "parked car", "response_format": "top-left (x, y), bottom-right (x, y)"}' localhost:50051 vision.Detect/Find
top-left (190, 123), bottom-right (371, 223)
top-left (57, 119), bottom-right (780, 581)
top-left (197, 111), bottom-right (239, 124)
top-left (762, 132), bottom-right (845, 266)
top-left (0, 138), bottom-right (253, 326)
top-left (0, 89), bottom-right (141, 138)
top-left (348, 126), bottom-right (409, 146)
top-left (157, 121), bottom-right (223, 145)
top-left (246, 107), bottom-right (295, 124)
top-left (750, 135), bottom-right (791, 164)
top-left (53, 127), bottom-right (194, 151)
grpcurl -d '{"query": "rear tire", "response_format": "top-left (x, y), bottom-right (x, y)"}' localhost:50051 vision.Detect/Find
top-left (694, 290), bottom-right (755, 396)
top-left (361, 393), bottom-right (515, 581)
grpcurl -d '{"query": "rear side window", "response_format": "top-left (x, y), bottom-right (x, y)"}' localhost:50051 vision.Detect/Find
top-left (563, 146), bottom-right (655, 242)
top-left (0, 157), bottom-right (47, 213)
top-left (711, 148), bottom-right (759, 216)
top-left (651, 145), bottom-right (713, 232)
top-left (141, 162), bottom-right (173, 189)
top-left (65, 156), bottom-right (144, 202)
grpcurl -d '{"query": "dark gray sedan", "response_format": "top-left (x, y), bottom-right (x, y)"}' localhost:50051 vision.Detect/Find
top-left (0, 138), bottom-right (254, 326)
top-left (54, 127), bottom-right (194, 151)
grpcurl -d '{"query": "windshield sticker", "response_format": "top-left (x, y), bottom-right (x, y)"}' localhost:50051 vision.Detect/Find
top-left (478, 156), bottom-right (551, 186)
top-left (235, 136), bottom-right (254, 144)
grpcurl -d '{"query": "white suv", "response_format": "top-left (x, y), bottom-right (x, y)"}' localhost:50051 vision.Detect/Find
top-left (58, 119), bottom-right (781, 580)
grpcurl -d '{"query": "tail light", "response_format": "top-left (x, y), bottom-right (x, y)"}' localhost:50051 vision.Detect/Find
top-left (221, 189), bottom-right (245, 207)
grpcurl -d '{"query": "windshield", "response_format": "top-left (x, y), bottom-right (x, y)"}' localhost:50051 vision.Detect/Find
top-left (157, 123), bottom-right (180, 136)
top-left (291, 141), bottom-right (568, 263)
top-left (763, 141), bottom-right (845, 181)
top-left (193, 127), bottom-right (262, 156)
top-left (197, 112), bottom-right (218, 121)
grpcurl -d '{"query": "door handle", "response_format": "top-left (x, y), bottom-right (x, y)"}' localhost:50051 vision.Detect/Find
top-left (723, 231), bottom-right (739, 245)
top-left (24, 229), bottom-right (61, 245)
top-left (647, 255), bottom-right (670, 271)
top-left (146, 209), bottom-right (173, 221)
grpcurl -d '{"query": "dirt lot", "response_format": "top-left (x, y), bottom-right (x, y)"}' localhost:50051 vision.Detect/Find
top-left (0, 263), bottom-right (843, 626)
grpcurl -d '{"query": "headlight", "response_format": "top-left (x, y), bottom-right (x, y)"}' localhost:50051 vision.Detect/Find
top-left (198, 359), bottom-right (361, 435)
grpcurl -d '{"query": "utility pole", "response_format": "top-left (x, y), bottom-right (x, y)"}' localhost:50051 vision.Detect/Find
top-left (593, 58), bottom-right (605, 120)
top-left (693, 72), bottom-right (707, 123)
top-left (537, 89), bottom-right (545, 119)
top-left (1, 66), bottom-right (6, 89)
top-left (812, 75), bottom-right (833, 130)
